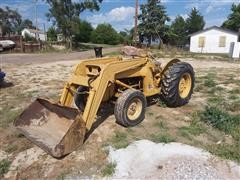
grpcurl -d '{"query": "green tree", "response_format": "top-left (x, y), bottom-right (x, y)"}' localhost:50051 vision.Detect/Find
top-left (222, 3), bottom-right (240, 32)
top-left (20, 19), bottom-right (35, 30)
top-left (138, 0), bottom-right (170, 48)
top-left (118, 31), bottom-right (131, 44)
top-left (170, 16), bottom-right (187, 46)
top-left (91, 24), bottom-right (120, 45)
top-left (47, 26), bottom-right (58, 41)
top-left (45, 0), bottom-right (103, 49)
top-left (74, 20), bottom-right (93, 43)
top-left (186, 8), bottom-right (205, 35)
top-left (0, 6), bottom-right (22, 35)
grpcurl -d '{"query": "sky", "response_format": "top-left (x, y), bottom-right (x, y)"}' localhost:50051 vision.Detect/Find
top-left (0, 0), bottom-right (239, 32)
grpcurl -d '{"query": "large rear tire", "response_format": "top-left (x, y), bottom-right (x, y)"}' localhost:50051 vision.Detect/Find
top-left (160, 62), bottom-right (195, 107)
top-left (114, 89), bottom-right (147, 127)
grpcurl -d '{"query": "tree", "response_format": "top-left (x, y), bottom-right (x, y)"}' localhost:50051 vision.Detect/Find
top-left (91, 24), bottom-right (120, 45)
top-left (186, 8), bottom-right (205, 35)
top-left (222, 3), bottom-right (240, 32)
top-left (74, 20), bottom-right (93, 43)
top-left (45, 0), bottom-right (102, 49)
top-left (20, 19), bottom-right (35, 29)
top-left (138, 0), bottom-right (170, 48)
top-left (169, 16), bottom-right (188, 46)
top-left (47, 26), bottom-right (58, 41)
top-left (118, 31), bottom-right (132, 44)
top-left (0, 6), bottom-right (22, 35)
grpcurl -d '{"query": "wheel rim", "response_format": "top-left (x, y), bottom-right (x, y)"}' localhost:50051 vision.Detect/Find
top-left (179, 73), bottom-right (192, 99)
top-left (127, 98), bottom-right (143, 121)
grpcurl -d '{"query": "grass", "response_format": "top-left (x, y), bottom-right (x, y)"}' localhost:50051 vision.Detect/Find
top-left (105, 51), bottom-right (121, 56)
top-left (0, 106), bottom-right (22, 128)
top-left (204, 78), bottom-right (216, 88)
top-left (150, 133), bottom-right (175, 143)
top-left (199, 106), bottom-right (240, 162)
top-left (200, 106), bottom-right (240, 138)
top-left (154, 121), bottom-right (168, 131)
top-left (178, 113), bottom-right (207, 140)
top-left (110, 131), bottom-right (129, 149)
top-left (0, 159), bottom-right (11, 177)
top-left (207, 144), bottom-right (240, 163)
top-left (101, 162), bottom-right (117, 177)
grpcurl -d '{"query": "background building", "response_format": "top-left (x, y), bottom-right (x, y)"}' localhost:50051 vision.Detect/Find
top-left (190, 26), bottom-right (239, 55)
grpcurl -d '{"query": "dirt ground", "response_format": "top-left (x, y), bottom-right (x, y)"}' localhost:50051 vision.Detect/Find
top-left (0, 51), bottom-right (240, 179)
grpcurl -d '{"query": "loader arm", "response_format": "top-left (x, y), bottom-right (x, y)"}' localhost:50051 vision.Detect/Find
top-left (61, 58), bottom-right (148, 130)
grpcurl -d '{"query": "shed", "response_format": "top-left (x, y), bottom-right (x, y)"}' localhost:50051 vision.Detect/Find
top-left (190, 26), bottom-right (239, 54)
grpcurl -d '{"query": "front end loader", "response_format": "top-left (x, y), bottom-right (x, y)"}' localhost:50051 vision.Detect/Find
top-left (14, 55), bottom-right (195, 158)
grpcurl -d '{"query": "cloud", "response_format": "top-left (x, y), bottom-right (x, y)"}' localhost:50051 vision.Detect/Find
top-left (185, 0), bottom-right (239, 14)
top-left (86, 6), bottom-right (135, 31)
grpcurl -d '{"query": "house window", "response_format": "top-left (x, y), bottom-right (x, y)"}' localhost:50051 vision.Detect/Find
top-left (198, 37), bottom-right (205, 48)
top-left (219, 36), bottom-right (226, 47)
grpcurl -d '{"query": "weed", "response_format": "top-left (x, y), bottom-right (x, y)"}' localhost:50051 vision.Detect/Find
top-left (5, 144), bottom-right (18, 153)
top-left (200, 106), bottom-right (240, 138)
top-left (156, 99), bottom-right (167, 108)
top-left (57, 172), bottom-right (66, 180)
top-left (207, 96), bottom-right (225, 105)
top-left (0, 159), bottom-right (11, 177)
top-left (228, 88), bottom-right (240, 95)
top-left (101, 162), bottom-right (117, 177)
top-left (178, 120), bottom-right (206, 138)
top-left (154, 121), bottom-right (168, 130)
top-left (177, 128), bottom-right (192, 140)
top-left (228, 94), bottom-right (239, 100)
top-left (0, 106), bottom-right (22, 128)
top-left (203, 74), bottom-right (216, 88)
top-left (147, 112), bottom-right (154, 116)
top-left (111, 131), bottom-right (129, 149)
top-left (150, 133), bottom-right (175, 143)
top-left (207, 144), bottom-right (240, 163)
top-left (194, 84), bottom-right (204, 92)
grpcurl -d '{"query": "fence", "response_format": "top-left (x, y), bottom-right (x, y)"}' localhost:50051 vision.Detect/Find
top-left (0, 35), bottom-right (43, 53)
top-left (0, 35), bottom-right (23, 52)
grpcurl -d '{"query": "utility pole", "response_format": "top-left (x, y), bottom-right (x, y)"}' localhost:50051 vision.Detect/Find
top-left (134, 0), bottom-right (139, 42)
top-left (35, 0), bottom-right (38, 30)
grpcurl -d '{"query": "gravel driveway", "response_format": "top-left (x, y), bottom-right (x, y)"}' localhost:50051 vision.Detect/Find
top-left (0, 47), bottom-right (121, 64)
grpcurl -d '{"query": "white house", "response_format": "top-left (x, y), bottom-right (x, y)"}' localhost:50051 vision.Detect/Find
top-left (190, 26), bottom-right (239, 54)
top-left (21, 28), bottom-right (47, 41)
top-left (142, 37), bottom-right (160, 46)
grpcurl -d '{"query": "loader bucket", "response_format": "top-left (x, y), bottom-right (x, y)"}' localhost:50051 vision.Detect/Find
top-left (14, 98), bottom-right (86, 158)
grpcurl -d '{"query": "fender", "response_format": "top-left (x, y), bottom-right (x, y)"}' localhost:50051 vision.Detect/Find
top-left (160, 58), bottom-right (181, 76)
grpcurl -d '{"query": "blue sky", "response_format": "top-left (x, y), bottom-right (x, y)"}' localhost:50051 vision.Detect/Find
top-left (0, 0), bottom-right (239, 32)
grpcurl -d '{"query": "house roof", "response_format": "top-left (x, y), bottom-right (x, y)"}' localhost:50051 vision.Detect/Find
top-left (24, 28), bottom-right (45, 34)
top-left (189, 26), bottom-right (239, 37)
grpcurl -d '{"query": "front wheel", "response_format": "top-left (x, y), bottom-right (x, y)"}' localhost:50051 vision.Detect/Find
top-left (114, 89), bottom-right (147, 127)
top-left (160, 62), bottom-right (195, 107)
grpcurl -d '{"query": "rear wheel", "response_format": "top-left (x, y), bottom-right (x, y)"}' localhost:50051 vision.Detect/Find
top-left (114, 89), bottom-right (147, 127)
top-left (160, 62), bottom-right (195, 107)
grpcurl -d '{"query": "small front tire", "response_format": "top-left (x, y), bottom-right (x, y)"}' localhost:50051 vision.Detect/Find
top-left (114, 89), bottom-right (147, 127)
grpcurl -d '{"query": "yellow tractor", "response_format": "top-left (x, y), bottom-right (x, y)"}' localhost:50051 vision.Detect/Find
top-left (14, 54), bottom-right (194, 158)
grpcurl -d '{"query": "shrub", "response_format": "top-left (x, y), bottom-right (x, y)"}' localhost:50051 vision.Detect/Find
top-left (0, 159), bottom-right (11, 177)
